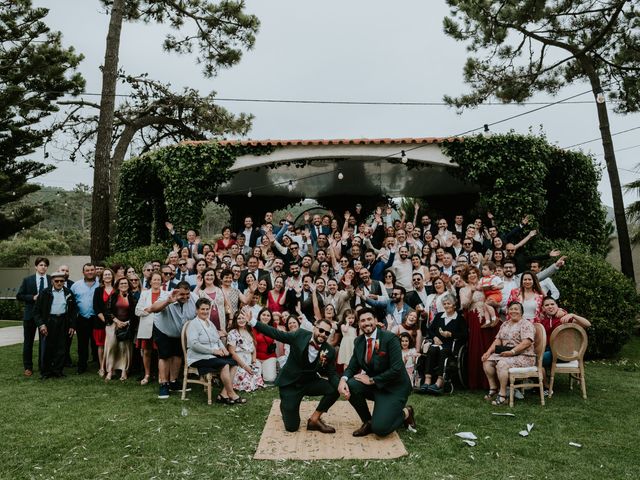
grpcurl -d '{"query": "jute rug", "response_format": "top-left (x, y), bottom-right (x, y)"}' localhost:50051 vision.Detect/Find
top-left (254, 399), bottom-right (408, 460)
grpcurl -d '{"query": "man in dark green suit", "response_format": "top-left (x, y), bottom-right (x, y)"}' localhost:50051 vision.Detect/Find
top-left (248, 309), bottom-right (340, 433)
top-left (338, 307), bottom-right (416, 437)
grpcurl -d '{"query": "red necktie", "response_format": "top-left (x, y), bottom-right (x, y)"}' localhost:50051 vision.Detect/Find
top-left (366, 337), bottom-right (373, 364)
top-left (310, 341), bottom-right (320, 351)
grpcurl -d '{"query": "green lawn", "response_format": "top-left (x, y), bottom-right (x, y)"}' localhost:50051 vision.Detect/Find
top-left (0, 320), bottom-right (21, 328)
top-left (1, 338), bottom-right (639, 480)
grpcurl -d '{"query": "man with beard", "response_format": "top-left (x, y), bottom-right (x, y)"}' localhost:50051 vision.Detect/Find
top-left (247, 308), bottom-right (340, 433)
top-left (298, 274), bottom-right (324, 321)
top-left (261, 257), bottom-right (285, 290)
top-left (385, 286), bottom-right (412, 330)
top-left (338, 308), bottom-right (415, 437)
top-left (386, 245), bottom-right (413, 291)
top-left (324, 278), bottom-right (354, 319)
top-left (239, 256), bottom-right (265, 291)
top-left (355, 268), bottom-right (388, 324)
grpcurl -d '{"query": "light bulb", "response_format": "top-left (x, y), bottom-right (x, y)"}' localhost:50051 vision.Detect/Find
top-left (287, 180), bottom-right (294, 192)
top-left (214, 195), bottom-right (219, 202)
top-left (338, 172), bottom-right (344, 180)
top-left (482, 124), bottom-right (491, 138)
top-left (401, 150), bottom-right (408, 164)
top-left (247, 190), bottom-right (252, 198)
top-left (596, 91), bottom-right (605, 104)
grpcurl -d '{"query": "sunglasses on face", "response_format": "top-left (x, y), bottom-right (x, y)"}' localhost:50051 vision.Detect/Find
top-left (53, 279), bottom-right (64, 283)
top-left (179, 263), bottom-right (187, 266)
top-left (316, 327), bottom-right (331, 335)
top-left (162, 272), bottom-right (172, 276)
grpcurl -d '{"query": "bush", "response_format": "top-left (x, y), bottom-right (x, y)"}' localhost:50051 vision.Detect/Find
top-left (0, 230), bottom-right (72, 267)
top-left (105, 244), bottom-right (171, 273)
top-left (0, 300), bottom-right (23, 320)
top-left (533, 239), bottom-right (640, 358)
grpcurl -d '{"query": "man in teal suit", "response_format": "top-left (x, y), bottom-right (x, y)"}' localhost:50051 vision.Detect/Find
top-left (338, 307), bottom-right (416, 436)
top-left (247, 308), bottom-right (340, 433)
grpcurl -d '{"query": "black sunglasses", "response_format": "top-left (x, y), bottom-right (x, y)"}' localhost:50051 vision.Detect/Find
top-left (316, 327), bottom-right (331, 335)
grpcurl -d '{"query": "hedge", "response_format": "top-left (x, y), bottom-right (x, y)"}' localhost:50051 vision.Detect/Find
top-left (532, 239), bottom-right (640, 358)
top-left (105, 244), bottom-right (171, 274)
top-left (0, 300), bottom-right (23, 321)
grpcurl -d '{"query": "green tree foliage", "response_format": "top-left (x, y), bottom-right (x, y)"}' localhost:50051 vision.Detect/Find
top-left (442, 133), bottom-right (609, 255)
top-left (624, 174), bottom-right (640, 244)
top-left (443, 0), bottom-right (640, 279)
top-left (106, 244), bottom-right (171, 273)
top-left (0, 230), bottom-right (72, 267)
top-left (86, 0), bottom-right (260, 261)
top-left (533, 239), bottom-right (640, 358)
top-left (0, 0), bottom-right (84, 239)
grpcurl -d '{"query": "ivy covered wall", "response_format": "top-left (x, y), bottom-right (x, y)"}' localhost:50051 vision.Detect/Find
top-left (442, 133), bottom-right (608, 255)
top-left (116, 134), bottom-right (608, 255)
top-left (114, 142), bottom-right (273, 251)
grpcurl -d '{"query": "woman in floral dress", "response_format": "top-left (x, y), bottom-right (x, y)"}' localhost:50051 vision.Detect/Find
top-left (226, 312), bottom-right (264, 392)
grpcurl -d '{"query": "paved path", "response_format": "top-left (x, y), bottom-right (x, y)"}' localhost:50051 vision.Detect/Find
top-left (0, 326), bottom-right (26, 347)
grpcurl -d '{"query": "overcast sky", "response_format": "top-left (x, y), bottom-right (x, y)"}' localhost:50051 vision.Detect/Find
top-left (34, 0), bottom-right (640, 207)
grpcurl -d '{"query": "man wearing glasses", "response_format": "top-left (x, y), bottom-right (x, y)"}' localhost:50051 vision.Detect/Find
top-left (246, 309), bottom-right (340, 433)
top-left (160, 265), bottom-right (177, 291)
top-left (34, 272), bottom-right (78, 379)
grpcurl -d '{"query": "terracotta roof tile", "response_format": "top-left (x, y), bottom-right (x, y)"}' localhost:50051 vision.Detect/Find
top-left (180, 137), bottom-right (460, 147)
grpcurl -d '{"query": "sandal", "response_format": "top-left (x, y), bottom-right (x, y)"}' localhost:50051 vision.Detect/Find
top-left (484, 389), bottom-right (498, 401)
top-left (216, 394), bottom-right (230, 404)
top-left (140, 375), bottom-right (150, 386)
top-left (491, 395), bottom-right (507, 406)
top-left (228, 396), bottom-right (247, 405)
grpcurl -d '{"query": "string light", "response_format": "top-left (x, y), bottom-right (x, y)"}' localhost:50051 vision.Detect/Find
top-left (401, 150), bottom-right (407, 164)
top-left (287, 180), bottom-right (294, 191)
top-left (483, 124), bottom-right (491, 137)
top-left (247, 190), bottom-right (252, 198)
top-left (214, 195), bottom-right (219, 202)
top-left (595, 87), bottom-right (605, 104)
top-left (338, 172), bottom-right (344, 180)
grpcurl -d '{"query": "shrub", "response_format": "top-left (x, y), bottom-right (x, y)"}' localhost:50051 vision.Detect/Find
top-left (0, 300), bottom-right (23, 320)
top-left (105, 244), bottom-right (171, 273)
top-left (0, 230), bottom-right (72, 267)
top-left (532, 239), bottom-right (640, 358)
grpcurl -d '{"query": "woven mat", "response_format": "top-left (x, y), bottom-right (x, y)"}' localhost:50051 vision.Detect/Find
top-left (254, 399), bottom-right (408, 460)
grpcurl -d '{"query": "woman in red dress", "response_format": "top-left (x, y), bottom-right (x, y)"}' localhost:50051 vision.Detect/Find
top-left (459, 266), bottom-right (500, 390)
top-left (253, 308), bottom-right (277, 384)
top-left (214, 226), bottom-right (236, 257)
top-left (267, 276), bottom-right (287, 313)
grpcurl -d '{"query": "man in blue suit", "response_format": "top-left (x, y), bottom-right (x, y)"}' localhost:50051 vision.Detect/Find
top-left (16, 257), bottom-right (51, 377)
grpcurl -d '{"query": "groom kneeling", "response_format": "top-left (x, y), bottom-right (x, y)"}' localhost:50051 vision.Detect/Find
top-left (246, 308), bottom-right (339, 433)
top-left (339, 307), bottom-right (416, 437)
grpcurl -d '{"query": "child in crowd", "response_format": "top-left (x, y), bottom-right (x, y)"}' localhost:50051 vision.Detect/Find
top-left (400, 332), bottom-right (419, 388)
top-left (478, 261), bottom-right (503, 326)
top-left (336, 310), bottom-right (357, 374)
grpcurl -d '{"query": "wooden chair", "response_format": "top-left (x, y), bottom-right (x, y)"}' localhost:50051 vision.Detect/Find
top-left (507, 323), bottom-right (546, 408)
top-left (549, 323), bottom-right (588, 399)
top-left (180, 321), bottom-right (218, 405)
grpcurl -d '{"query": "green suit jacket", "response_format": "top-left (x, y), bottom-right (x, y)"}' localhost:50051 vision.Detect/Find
top-left (343, 328), bottom-right (411, 394)
top-left (253, 321), bottom-right (339, 389)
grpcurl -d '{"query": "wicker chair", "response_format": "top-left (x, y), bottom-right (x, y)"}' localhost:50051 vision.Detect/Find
top-left (549, 323), bottom-right (588, 399)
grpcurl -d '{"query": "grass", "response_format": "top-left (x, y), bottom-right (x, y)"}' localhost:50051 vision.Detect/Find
top-left (1, 338), bottom-right (639, 480)
top-left (0, 320), bottom-right (21, 328)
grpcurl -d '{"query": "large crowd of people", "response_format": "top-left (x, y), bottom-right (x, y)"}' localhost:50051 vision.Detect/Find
top-left (17, 203), bottom-right (591, 424)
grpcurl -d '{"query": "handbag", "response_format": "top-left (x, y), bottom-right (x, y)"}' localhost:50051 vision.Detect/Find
top-left (494, 345), bottom-right (513, 354)
top-left (115, 324), bottom-right (131, 341)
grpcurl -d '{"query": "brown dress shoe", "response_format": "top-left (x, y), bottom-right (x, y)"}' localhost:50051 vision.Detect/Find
top-left (307, 418), bottom-right (336, 434)
top-left (352, 421), bottom-right (372, 437)
top-left (24, 369), bottom-right (33, 377)
top-left (403, 405), bottom-right (416, 429)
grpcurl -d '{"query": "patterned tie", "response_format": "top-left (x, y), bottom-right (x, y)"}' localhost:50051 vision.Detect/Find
top-left (366, 337), bottom-right (373, 364)
top-left (38, 276), bottom-right (44, 293)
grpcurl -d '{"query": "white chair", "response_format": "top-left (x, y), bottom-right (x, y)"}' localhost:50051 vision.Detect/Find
top-left (549, 323), bottom-right (588, 399)
top-left (508, 323), bottom-right (546, 408)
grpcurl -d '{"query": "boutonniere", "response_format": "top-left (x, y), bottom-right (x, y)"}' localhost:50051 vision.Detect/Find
top-left (375, 339), bottom-right (380, 352)
top-left (318, 349), bottom-right (328, 367)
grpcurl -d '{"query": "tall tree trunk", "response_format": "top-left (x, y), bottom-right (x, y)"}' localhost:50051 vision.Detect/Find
top-left (90, 0), bottom-right (124, 261)
top-left (108, 123), bottom-right (137, 240)
top-left (584, 63), bottom-right (635, 280)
